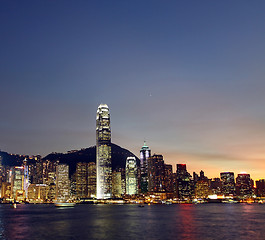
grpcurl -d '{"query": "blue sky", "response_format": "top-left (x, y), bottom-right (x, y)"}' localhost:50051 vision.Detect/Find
top-left (1, 1), bottom-right (265, 179)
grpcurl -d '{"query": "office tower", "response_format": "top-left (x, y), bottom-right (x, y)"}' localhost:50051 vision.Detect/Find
top-left (32, 155), bottom-right (43, 184)
top-left (210, 178), bottom-right (222, 195)
top-left (23, 164), bottom-right (30, 199)
top-left (47, 172), bottom-right (56, 202)
top-left (1, 182), bottom-right (11, 200)
top-left (236, 173), bottom-right (253, 198)
top-left (96, 104), bottom-right (112, 199)
top-left (140, 142), bottom-right (151, 193)
top-left (164, 164), bottom-right (173, 192)
top-left (148, 154), bottom-right (165, 192)
top-left (56, 164), bottom-right (70, 202)
top-left (87, 162), bottom-right (96, 198)
top-left (126, 157), bottom-right (138, 195)
top-left (220, 172), bottom-right (235, 196)
top-left (176, 164), bottom-right (192, 200)
top-left (112, 170), bottom-right (123, 198)
top-left (76, 162), bottom-right (88, 199)
top-left (28, 184), bottom-right (47, 202)
top-left (10, 166), bottom-right (24, 201)
top-left (256, 179), bottom-right (265, 197)
top-left (195, 180), bottom-right (210, 199)
top-left (42, 159), bottom-right (58, 184)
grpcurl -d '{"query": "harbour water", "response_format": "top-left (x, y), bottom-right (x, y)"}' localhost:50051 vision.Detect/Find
top-left (0, 204), bottom-right (265, 240)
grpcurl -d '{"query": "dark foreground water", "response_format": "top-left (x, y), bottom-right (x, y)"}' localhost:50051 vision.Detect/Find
top-left (0, 204), bottom-right (265, 240)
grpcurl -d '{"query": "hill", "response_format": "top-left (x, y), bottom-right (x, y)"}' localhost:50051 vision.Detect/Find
top-left (43, 143), bottom-right (139, 175)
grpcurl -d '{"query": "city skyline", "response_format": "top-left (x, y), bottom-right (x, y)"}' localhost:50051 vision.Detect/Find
top-left (1, 1), bottom-right (265, 181)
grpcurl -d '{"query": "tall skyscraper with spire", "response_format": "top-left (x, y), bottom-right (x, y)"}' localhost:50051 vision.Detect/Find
top-left (96, 104), bottom-right (112, 199)
top-left (140, 141), bottom-right (151, 193)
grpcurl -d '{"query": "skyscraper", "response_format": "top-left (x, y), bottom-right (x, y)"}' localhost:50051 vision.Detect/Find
top-left (220, 172), bottom-right (235, 196)
top-left (76, 162), bottom-right (88, 199)
top-left (140, 142), bottom-right (151, 193)
top-left (148, 154), bottom-right (165, 192)
top-left (176, 164), bottom-right (192, 200)
top-left (96, 104), bottom-right (112, 199)
top-left (125, 157), bottom-right (138, 195)
top-left (236, 173), bottom-right (253, 198)
top-left (10, 166), bottom-right (24, 201)
top-left (56, 164), bottom-right (70, 202)
top-left (87, 162), bottom-right (96, 198)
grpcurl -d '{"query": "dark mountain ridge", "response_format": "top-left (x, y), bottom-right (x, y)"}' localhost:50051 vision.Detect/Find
top-left (1, 143), bottom-right (139, 175)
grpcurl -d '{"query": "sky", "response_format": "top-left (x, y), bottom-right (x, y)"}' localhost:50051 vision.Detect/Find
top-left (1, 1), bottom-right (265, 180)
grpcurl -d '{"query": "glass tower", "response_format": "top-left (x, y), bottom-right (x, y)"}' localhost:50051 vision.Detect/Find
top-left (125, 157), bottom-right (138, 195)
top-left (140, 142), bottom-right (151, 193)
top-left (96, 104), bottom-right (112, 199)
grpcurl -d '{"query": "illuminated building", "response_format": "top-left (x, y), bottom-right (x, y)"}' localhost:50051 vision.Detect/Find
top-left (76, 162), bottom-right (88, 199)
top-left (32, 155), bottom-right (43, 184)
top-left (236, 173), bottom-right (253, 198)
top-left (96, 104), bottom-right (112, 199)
top-left (87, 162), bottom-right (96, 198)
top-left (47, 172), bottom-right (56, 202)
top-left (112, 170), bottom-right (123, 197)
top-left (56, 164), bottom-right (70, 202)
top-left (220, 172), bottom-right (235, 196)
top-left (140, 142), bottom-right (151, 193)
top-left (164, 164), bottom-right (173, 192)
top-left (1, 182), bottom-right (11, 200)
top-left (42, 159), bottom-right (58, 184)
top-left (148, 154), bottom-right (165, 192)
top-left (256, 179), bottom-right (265, 197)
top-left (10, 166), bottom-right (25, 201)
top-left (28, 184), bottom-right (47, 203)
top-left (176, 164), bottom-right (192, 200)
top-left (210, 178), bottom-right (222, 195)
top-left (195, 180), bottom-right (210, 199)
top-left (22, 159), bottom-right (30, 199)
top-left (126, 157), bottom-right (138, 195)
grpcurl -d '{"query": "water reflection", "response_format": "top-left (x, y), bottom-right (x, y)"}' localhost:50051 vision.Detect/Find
top-left (177, 204), bottom-right (197, 240)
top-left (0, 204), bottom-right (265, 239)
top-left (1, 205), bottom-right (30, 239)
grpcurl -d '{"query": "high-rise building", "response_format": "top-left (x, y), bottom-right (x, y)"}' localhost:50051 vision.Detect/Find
top-left (140, 142), bottom-right (151, 193)
top-left (256, 179), bottom-right (265, 197)
top-left (148, 154), bottom-right (165, 192)
top-left (126, 157), bottom-right (138, 195)
top-left (112, 170), bottom-right (123, 197)
top-left (236, 173), bottom-right (253, 198)
top-left (164, 164), bottom-right (173, 192)
top-left (195, 180), bottom-right (210, 199)
top-left (176, 164), bottom-right (191, 200)
top-left (76, 162), bottom-right (88, 199)
top-left (47, 172), bottom-right (56, 202)
top-left (10, 166), bottom-right (25, 201)
top-left (210, 178), bottom-right (222, 195)
top-left (220, 172), bottom-right (235, 196)
top-left (56, 164), bottom-right (70, 202)
top-left (87, 162), bottom-right (96, 198)
top-left (96, 104), bottom-right (112, 199)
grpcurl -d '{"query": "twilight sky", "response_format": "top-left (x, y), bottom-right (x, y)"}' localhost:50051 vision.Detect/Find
top-left (1, 1), bottom-right (265, 180)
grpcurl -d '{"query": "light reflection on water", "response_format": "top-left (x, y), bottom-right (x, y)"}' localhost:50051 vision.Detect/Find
top-left (0, 204), bottom-right (265, 239)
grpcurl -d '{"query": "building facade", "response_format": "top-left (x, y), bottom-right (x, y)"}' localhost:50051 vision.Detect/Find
top-left (140, 142), bottom-right (151, 193)
top-left (126, 157), bottom-right (138, 195)
top-left (220, 172), bottom-right (235, 196)
top-left (56, 164), bottom-right (70, 202)
top-left (96, 104), bottom-right (112, 199)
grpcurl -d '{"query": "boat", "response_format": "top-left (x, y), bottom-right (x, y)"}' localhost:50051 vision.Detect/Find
top-left (54, 202), bottom-right (76, 207)
top-left (11, 203), bottom-right (17, 209)
top-left (138, 204), bottom-right (145, 207)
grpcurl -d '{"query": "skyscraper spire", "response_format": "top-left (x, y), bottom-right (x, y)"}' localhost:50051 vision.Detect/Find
top-left (96, 104), bottom-right (112, 199)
